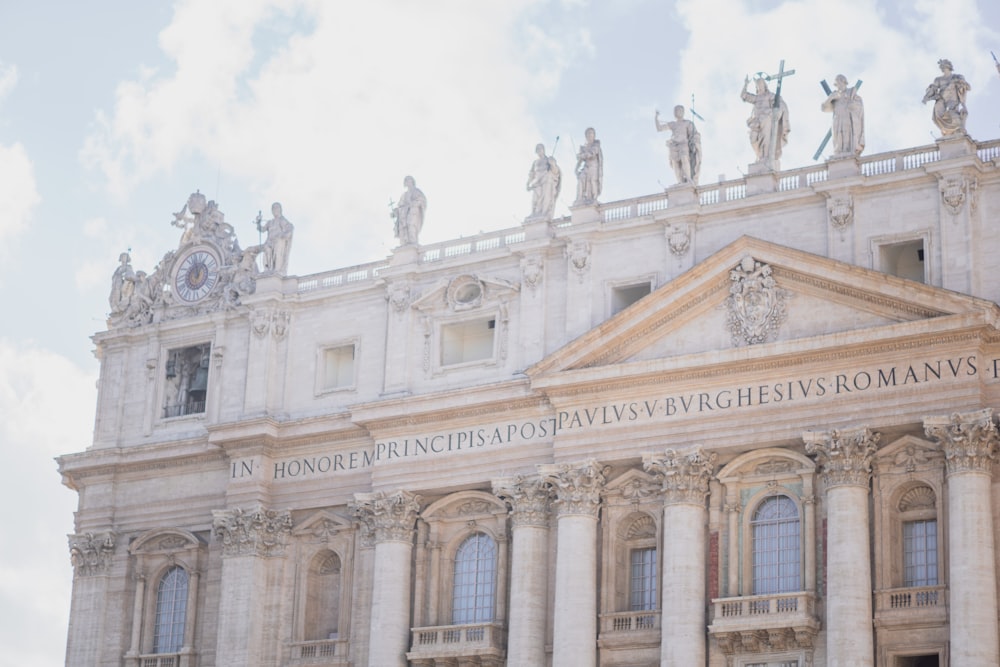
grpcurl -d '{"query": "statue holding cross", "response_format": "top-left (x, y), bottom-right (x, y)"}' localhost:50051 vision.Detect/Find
top-left (741, 60), bottom-right (794, 171)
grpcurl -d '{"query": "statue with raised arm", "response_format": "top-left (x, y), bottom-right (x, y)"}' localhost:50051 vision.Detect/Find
top-left (922, 59), bottom-right (971, 136)
top-left (741, 75), bottom-right (790, 169)
top-left (573, 127), bottom-right (603, 205)
top-left (821, 74), bottom-right (865, 157)
top-left (527, 143), bottom-right (561, 220)
top-left (255, 202), bottom-right (294, 275)
top-left (392, 176), bottom-right (426, 246)
top-left (655, 105), bottom-right (702, 185)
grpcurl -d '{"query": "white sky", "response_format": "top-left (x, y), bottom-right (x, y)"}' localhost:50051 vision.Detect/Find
top-left (1, 1), bottom-right (999, 663)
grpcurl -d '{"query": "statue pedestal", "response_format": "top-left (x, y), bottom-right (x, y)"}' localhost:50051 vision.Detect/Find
top-left (569, 204), bottom-right (601, 226)
top-left (936, 134), bottom-right (977, 160)
top-left (522, 217), bottom-right (554, 240)
top-left (254, 273), bottom-right (285, 297)
top-left (390, 244), bottom-right (419, 267)
top-left (826, 156), bottom-right (860, 180)
top-left (666, 183), bottom-right (697, 207)
top-left (745, 170), bottom-right (778, 196)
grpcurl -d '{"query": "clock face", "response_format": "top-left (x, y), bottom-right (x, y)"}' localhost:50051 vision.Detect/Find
top-left (174, 249), bottom-right (221, 303)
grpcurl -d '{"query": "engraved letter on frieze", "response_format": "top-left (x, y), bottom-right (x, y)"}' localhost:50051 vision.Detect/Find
top-left (69, 531), bottom-right (116, 576)
top-left (924, 408), bottom-right (999, 475)
top-left (724, 256), bottom-right (789, 346)
top-left (538, 459), bottom-right (608, 517)
top-left (212, 504), bottom-right (293, 557)
top-left (350, 490), bottom-right (422, 543)
top-left (803, 426), bottom-right (879, 488)
top-left (643, 446), bottom-right (716, 505)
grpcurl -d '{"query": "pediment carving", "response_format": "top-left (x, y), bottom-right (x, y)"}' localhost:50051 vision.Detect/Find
top-left (293, 510), bottom-right (353, 541)
top-left (130, 528), bottom-right (203, 555)
top-left (411, 274), bottom-right (519, 313)
top-left (898, 485), bottom-right (936, 511)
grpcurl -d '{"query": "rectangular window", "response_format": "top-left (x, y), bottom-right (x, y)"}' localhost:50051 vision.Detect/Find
top-left (162, 343), bottom-right (210, 419)
top-left (629, 547), bottom-right (657, 611)
top-left (611, 282), bottom-right (652, 316)
top-left (903, 519), bottom-right (938, 587)
top-left (879, 239), bottom-right (925, 283)
top-left (323, 345), bottom-right (356, 390)
top-left (441, 318), bottom-right (495, 366)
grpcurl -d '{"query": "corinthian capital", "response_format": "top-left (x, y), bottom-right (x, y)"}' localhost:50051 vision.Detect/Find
top-left (493, 474), bottom-right (552, 528)
top-left (212, 504), bottom-right (293, 557)
top-left (924, 408), bottom-right (998, 475)
top-left (350, 490), bottom-right (421, 544)
top-left (804, 426), bottom-right (879, 488)
top-left (69, 531), bottom-right (116, 577)
top-left (643, 446), bottom-right (716, 505)
top-left (538, 459), bottom-right (608, 517)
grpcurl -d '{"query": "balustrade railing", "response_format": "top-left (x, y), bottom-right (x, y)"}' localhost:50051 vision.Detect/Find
top-left (875, 585), bottom-right (946, 611)
top-left (711, 591), bottom-right (816, 624)
top-left (600, 610), bottom-right (661, 634)
top-left (409, 622), bottom-right (506, 654)
top-left (297, 260), bottom-right (389, 293)
top-left (138, 655), bottom-right (179, 667)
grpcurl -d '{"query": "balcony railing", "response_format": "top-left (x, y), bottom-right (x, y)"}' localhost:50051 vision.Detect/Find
top-left (599, 610), bottom-right (661, 634)
top-left (709, 591), bottom-right (819, 636)
top-left (289, 638), bottom-right (350, 663)
top-left (408, 622), bottom-right (506, 661)
top-left (138, 655), bottom-right (179, 667)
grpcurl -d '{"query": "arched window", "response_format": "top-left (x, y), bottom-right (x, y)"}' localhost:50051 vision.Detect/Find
top-left (752, 495), bottom-right (801, 595)
top-left (153, 566), bottom-right (188, 654)
top-left (304, 551), bottom-right (342, 639)
top-left (452, 533), bottom-right (497, 624)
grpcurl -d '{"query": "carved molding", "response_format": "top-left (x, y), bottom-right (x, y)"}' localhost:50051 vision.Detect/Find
top-left (350, 490), bottom-right (422, 544)
top-left (643, 446), bottom-right (716, 505)
top-left (538, 459), bottom-right (608, 517)
top-left (804, 426), bottom-right (879, 488)
top-left (493, 475), bottom-right (553, 528)
top-left (212, 504), bottom-right (293, 557)
top-left (69, 532), bottom-right (116, 577)
top-left (724, 256), bottom-right (789, 346)
top-left (924, 408), bottom-right (998, 475)
top-left (714, 626), bottom-right (817, 655)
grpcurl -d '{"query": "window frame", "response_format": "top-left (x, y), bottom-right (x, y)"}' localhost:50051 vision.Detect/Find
top-left (750, 494), bottom-right (802, 596)
top-left (315, 339), bottom-right (359, 395)
top-left (450, 532), bottom-right (499, 625)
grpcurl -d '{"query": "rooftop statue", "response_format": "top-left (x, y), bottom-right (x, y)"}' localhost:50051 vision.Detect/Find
top-left (527, 143), bottom-right (561, 220)
top-left (821, 74), bottom-right (865, 157)
top-left (392, 176), bottom-right (426, 246)
top-left (655, 105), bottom-right (702, 186)
top-left (254, 202), bottom-right (294, 275)
top-left (741, 75), bottom-right (791, 170)
top-left (573, 128), bottom-right (603, 206)
top-left (922, 59), bottom-right (971, 137)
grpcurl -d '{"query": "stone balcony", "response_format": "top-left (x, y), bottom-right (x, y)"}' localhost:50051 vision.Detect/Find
top-left (597, 610), bottom-right (661, 649)
top-left (287, 638), bottom-right (350, 665)
top-left (708, 592), bottom-right (820, 655)
top-left (874, 585), bottom-right (948, 628)
top-left (406, 622), bottom-right (506, 667)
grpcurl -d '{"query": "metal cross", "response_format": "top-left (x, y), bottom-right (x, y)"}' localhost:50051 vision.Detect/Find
top-left (764, 60), bottom-right (795, 169)
top-left (813, 79), bottom-right (863, 160)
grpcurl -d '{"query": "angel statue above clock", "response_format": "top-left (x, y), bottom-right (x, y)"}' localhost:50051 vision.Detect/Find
top-left (108, 191), bottom-right (294, 329)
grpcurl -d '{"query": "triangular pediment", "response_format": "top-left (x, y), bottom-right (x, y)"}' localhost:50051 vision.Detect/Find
top-left (528, 236), bottom-right (999, 384)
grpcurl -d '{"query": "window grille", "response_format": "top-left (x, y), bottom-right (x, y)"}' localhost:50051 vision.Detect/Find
top-left (153, 566), bottom-right (188, 654)
top-left (451, 533), bottom-right (497, 624)
top-left (903, 519), bottom-right (938, 587)
top-left (629, 547), bottom-right (657, 611)
top-left (752, 495), bottom-right (800, 595)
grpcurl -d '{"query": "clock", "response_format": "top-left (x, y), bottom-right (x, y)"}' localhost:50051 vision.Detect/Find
top-left (174, 248), bottom-right (221, 303)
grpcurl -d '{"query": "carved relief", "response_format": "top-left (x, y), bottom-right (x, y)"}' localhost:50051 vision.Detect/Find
top-left (538, 459), bottom-right (608, 517)
top-left (69, 532), bottom-right (116, 577)
top-left (493, 475), bottom-right (553, 528)
top-left (804, 426), bottom-right (879, 488)
top-left (898, 485), bottom-right (936, 512)
top-left (446, 275), bottom-right (485, 311)
top-left (827, 196), bottom-right (853, 230)
top-left (212, 504), bottom-right (293, 557)
top-left (350, 490), bottom-right (422, 544)
top-left (924, 408), bottom-right (998, 474)
top-left (251, 309), bottom-right (272, 338)
top-left (521, 257), bottom-right (544, 292)
top-left (939, 176), bottom-right (975, 215)
top-left (624, 514), bottom-right (657, 540)
top-left (566, 241), bottom-right (591, 280)
top-left (890, 443), bottom-right (938, 473)
top-left (387, 282), bottom-right (411, 313)
top-left (643, 446), bottom-right (716, 505)
top-left (250, 309), bottom-right (291, 340)
top-left (665, 223), bottom-right (692, 256)
top-left (724, 256), bottom-right (789, 346)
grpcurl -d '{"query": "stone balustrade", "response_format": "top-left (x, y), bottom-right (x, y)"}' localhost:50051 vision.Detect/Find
top-left (289, 638), bottom-right (350, 664)
top-left (710, 591), bottom-right (818, 631)
top-left (407, 622), bottom-right (506, 663)
top-left (599, 610), bottom-right (661, 634)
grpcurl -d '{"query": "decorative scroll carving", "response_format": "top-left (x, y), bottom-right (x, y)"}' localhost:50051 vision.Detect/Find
top-left (940, 176), bottom-right (974, 215)
top-left (625, 514), bottom-right (657, 540)
top-left (350, 490), bottom-right (421, 544)
top-left (493, 475), bottom-right (553, 528)
top-left (889, 443), bottom-right (938, 473)
top-left (69, 532), bottom-right (115, 577)
top-left (898, 485), bottom-right (936, 512)
top-left (566, 241), bottom-right (591, 280)
top-left (665, 223), bottom-right (692, 256)
top-left (521, 257), bottom-right (544, 292)
top-left (387, 282), bottom-right (411, 313)
top-left (538, 459), bottom-right (608, 517)
top-left (724, 256), bottom-right (789, 346)
top-left (212, 504), bottom-right (293, 557)
top-left (643, 446), bottom-right (716, 505)
top-left (924, 408), bottom-right (998, 475)
top-left (803, 426), bottom-right (879, 488)
top-left (827, 196), bottom-right (853, 230)
top-left (714, 627), bottom-right (816, 655)
top-left (446, 275), bottom-right (485, 311)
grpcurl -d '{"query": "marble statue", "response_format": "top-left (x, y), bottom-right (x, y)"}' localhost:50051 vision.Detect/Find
top-left (655, 105), bottom-right (702, 185)
top-left (392, 176), bottom-right (426, 246)
top-left (922, 59), bottom-right (971, 136)
top-left (741, 76), bottom-right (790, 168)
top-left (527, 143), bottom-right (561, 220)
top-left (109, 252), bottom-right (135, 314)
top-left (255, 202), bottom-right (294, 275)
top-left (821, 75), bottom-right (865, 157)
top-left (574, 128), bottom-right (603, 205)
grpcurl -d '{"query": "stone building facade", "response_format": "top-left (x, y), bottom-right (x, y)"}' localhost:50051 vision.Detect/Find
top-left (60, 134), bottom-right (1000, 667)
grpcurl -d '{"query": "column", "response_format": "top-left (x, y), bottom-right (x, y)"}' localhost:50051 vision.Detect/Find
top-left (66, 531), bottom-right (116, 666)
top-left (351, 490), bottom-right (421, 667)
top-left (212, 504), bottom-right (293, 667)
top-left (804, 426), bottom-right (878, 667)
top-left (493, 475), bottom-right (553, 667)
top-left (925, 409), bottom-right (1000, 667)
top-left (538, 459), bottom-right (607, 667)
top-left (644, 447), bottom-right (716, 667)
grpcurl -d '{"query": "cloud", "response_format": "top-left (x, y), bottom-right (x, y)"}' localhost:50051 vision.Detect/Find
top-left (80, 0), bottom-right (585, 274)
top-left (0, 340), bottom-right (95, 666)
top-left (0, 142), bottom-right (40, 247)
top-left (0, 62), bottom-right (17, 103)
